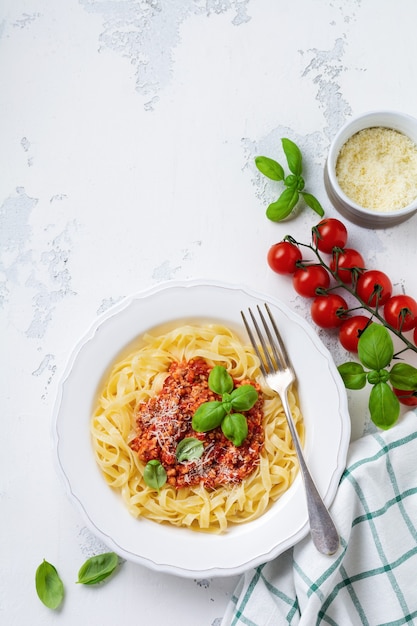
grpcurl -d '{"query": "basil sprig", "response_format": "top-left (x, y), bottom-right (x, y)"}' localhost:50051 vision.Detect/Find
top-left (35, 559), bottom-right (64, 609)
top-left (192, 365), bottom-right (258, 446)
top-left (255, 138), bottom-right (324, 221)
top-left (338, 324), bottom-right (417, 429)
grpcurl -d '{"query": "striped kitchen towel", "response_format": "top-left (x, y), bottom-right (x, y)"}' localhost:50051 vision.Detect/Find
top-left (222, 409), bottom-right (417, 626)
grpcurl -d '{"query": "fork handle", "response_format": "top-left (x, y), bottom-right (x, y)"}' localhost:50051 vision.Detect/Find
top-left (282, 391), bottom-right (340, 556)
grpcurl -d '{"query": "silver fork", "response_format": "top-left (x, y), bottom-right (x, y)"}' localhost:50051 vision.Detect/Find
top-left (241, 303), bottom-right (340, 556)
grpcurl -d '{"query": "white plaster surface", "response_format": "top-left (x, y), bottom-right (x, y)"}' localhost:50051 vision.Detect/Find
top-left (1, 1), bottom-right (417, 624)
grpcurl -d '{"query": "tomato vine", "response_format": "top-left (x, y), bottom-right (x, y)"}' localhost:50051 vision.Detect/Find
top-left (267, 218), bottom-right (417, 424)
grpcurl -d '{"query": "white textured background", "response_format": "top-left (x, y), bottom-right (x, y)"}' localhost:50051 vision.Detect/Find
top-left (2, 1), bottom-right (417, 624)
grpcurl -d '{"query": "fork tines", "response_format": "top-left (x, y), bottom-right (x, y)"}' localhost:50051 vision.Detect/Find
top-left (241, 303), bottom-right (292, 376)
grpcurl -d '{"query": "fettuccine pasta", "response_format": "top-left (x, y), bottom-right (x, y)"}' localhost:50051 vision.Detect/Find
top-left (91, 323), bottom-right (304, 532)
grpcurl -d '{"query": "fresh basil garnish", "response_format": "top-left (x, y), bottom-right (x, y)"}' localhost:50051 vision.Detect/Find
top-left (143, 459), bottom-right (167, 490)
top-left (191, 365), bottom-right (258, 446)
top-left (221, 413), bottom-right (248, 447)
top-left (192, 401), bottom-right (226, 432)
top-left (230, 385), bottom-right (259, 411)
top-left (208, 365), bottom-right (234, 394)
top-left (176, 437), bottom-right (204, 462)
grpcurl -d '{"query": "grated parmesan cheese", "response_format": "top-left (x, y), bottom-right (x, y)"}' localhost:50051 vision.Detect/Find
top-left (335, 127), bottom-right (417, 212)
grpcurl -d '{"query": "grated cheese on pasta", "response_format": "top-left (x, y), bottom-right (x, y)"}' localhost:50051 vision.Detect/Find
top-left (336, 127), bottom-right (417, 212)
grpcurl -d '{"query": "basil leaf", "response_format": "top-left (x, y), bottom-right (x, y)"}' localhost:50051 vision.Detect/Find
top-left (192, 401), bottom-right (226, 432)
top-left (282, 138), bottom-right (302, 176)
top-left (77, 552), bottom-right (119, 585)
top-left (230, 385), bottom-right (258, 411)
top-left (369, 382), bottom-right (400, 430)
top-left (143, 459), bottom-right (167, 490)
top-left (35, 560), bottom-right (64, 609)
top-left (208, 365), bottom-right (233, 395)
top-left (255, 156), bottom-right (285, 181)
top-left (389, 363), bottom-right (417, 390)
top-left (358, 324), bottom-right (393, 370)
top-left (221, 413), bottom-right (248, 446)
top-left (266, 188), bottom-right (299, 221)
top-left (301, 191), bottom-right (325, 217)
top-left (176, 437), bottom-right (204, 462)
top-left (337, 362), bottom-right (367, 390)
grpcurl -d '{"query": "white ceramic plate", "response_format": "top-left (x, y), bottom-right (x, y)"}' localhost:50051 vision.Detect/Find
top-left (53, 280), bottom-right (350, 578)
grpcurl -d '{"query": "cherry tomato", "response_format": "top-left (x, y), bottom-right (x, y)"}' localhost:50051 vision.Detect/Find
top-left (312, 218), bottom-right (348, 253)
top-left (383, 295), bottom-right (417, 331)
top-left (330, 248), bottom-right (365, 283)
top-left (292, 265), bottom-right (331, 298)
top-left (267, 241), bottom-right (302, 275)
top-left (356, 270), bottom-right (393, 307)
top-left (392, 387), bottom-right (417, 406)
top-left (338, 315), bottom-right (372, 352)
top-left (311, 294), bottom-right (348, 328)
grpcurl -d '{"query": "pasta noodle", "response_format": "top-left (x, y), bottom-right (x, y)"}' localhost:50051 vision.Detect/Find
top-left (91, 323), bottom-right (304, 532)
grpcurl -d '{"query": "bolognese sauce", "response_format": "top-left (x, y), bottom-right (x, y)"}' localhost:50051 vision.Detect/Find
top-left (130, 358), bottom-right (264, 489)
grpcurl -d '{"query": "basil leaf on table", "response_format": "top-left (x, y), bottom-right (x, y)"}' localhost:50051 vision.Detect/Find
top-left (77, 552), bottom-right (119, 585)
top-left (337, 362), bottom-right (367, 390)
top-left (368, 382), bottom-right (400, 430)
top-left (389, 362), bottom-right (417, 390)
top-left (266, 187), bottom-right (299, 221)
top-left (35, 559), bottom-right (64, 609)
top-left (358, 324), bottom-right (393, 370)
top-left (282, 137), bottom-right (302, 176)
top-left (301, 191), bottom-right (325, 217)
top-left (255, 155), bottom-right (285, 181)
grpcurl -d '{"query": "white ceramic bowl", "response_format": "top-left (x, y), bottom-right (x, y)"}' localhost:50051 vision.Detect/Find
top-left (325, 111), bottom-right (417, 228)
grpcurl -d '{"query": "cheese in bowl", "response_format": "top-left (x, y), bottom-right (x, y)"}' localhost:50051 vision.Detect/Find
top-left (336, 127), bottom-right (417, 212)
top-left (325, 111), bottom-right (417, 227)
